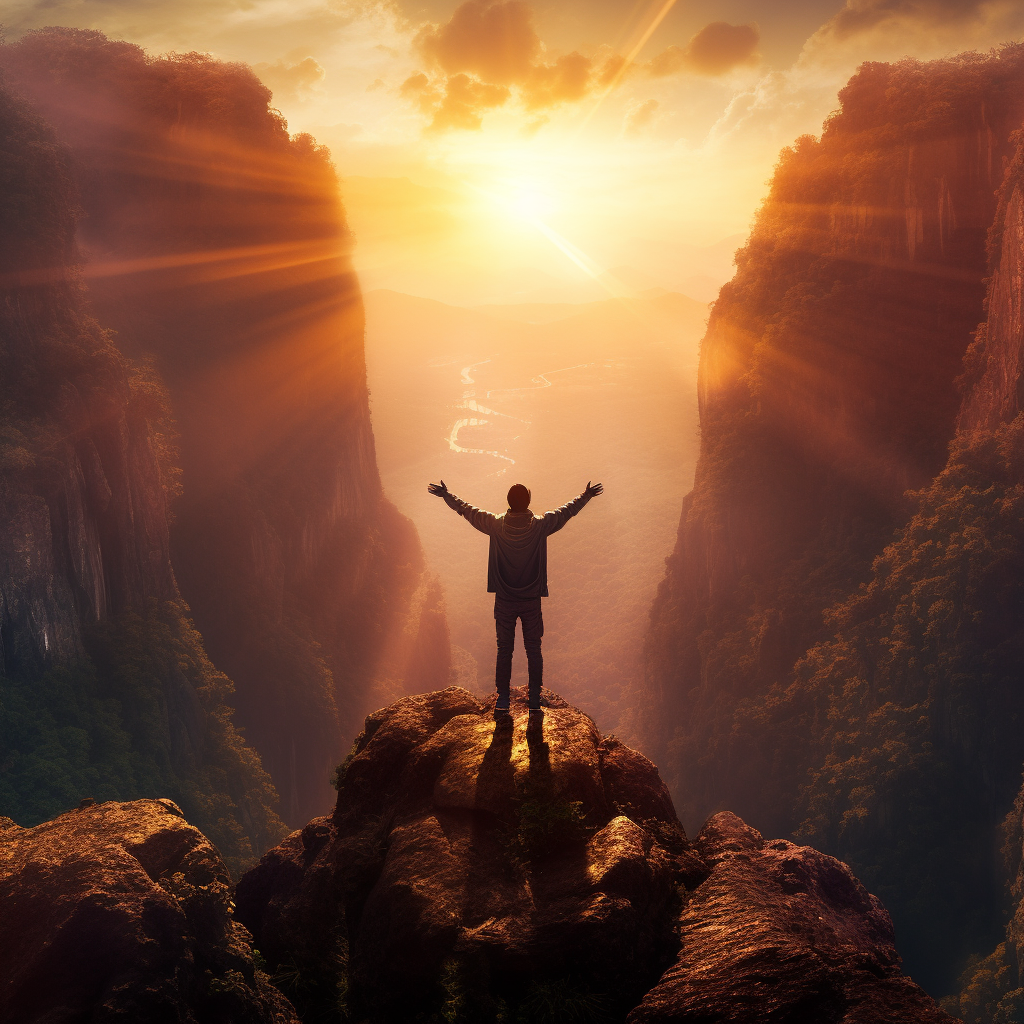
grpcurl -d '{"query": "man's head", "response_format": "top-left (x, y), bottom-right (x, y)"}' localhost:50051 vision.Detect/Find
top-left (507, 483), bottom-right (531, 513)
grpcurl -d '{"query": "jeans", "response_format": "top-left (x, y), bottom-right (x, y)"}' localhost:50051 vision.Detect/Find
top-left (494, 596), bottom-right (543, 704)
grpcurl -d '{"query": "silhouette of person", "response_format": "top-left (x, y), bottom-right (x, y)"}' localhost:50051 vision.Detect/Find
top-left (427, 479), bottom-right (603, 714)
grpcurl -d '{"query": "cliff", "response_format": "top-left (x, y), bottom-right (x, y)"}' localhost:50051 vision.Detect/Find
top-left (0, 29), bottom-right (452, 828)
top-left (640, 48), bottom-right (1024, 994)
top-left (234, 686), bottom-right (953, 1024)
top-left (0, 79), bottom-right (284, 872)
top-left (803, 124), bottom-right (1024, 1010)
top-left (958, 130), bottom-right (1024, 432)
top-left (0, 78), bottom-right (176, 675)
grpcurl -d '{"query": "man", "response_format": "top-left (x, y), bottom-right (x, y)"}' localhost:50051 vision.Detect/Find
top-left (427, 479), bottom-right (604, 714)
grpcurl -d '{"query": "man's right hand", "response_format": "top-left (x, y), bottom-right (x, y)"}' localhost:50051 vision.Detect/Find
top-left (428, 480), bottom-right (451, 499)
top-left (584, 481), bottom-right (604, 499)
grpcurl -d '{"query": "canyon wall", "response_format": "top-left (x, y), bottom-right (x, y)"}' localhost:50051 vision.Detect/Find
top-left (639, 46), bottom-right (1024, 991)
top-left (1, 29), bottom-right (451, 828)
top-left (0, 77), bottom-right (284, 871)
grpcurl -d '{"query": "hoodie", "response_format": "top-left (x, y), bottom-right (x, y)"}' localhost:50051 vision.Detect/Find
top-left (442, 490), bottom-right (592, 599)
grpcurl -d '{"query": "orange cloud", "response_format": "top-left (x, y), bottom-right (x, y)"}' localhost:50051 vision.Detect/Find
top-left (426, 73), bottom-right (511, 132)
top-left (417, 0), bottom-right (539, 85)
top-left (401, 71), bottom-right (442, 113)
top-left (253, 56), bottom-right (325, 101)
top-left (406, 3), bottom-right (758, 131)
top-left (597, 53), bottom-right (629, 87)
top-left (521, 51), bottom-right (591, 110)
top-left (647, 22), bottom-right (760, 77)
top-left (825, 0), bottom-right (987, 39)
top-left (409, 0), bottom-right (594, 129)
top-left (624, 97), bottom-right (659, 135)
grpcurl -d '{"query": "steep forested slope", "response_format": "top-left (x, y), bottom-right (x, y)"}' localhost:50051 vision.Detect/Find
top-left (639, 47), bottom-right (1024, 991)
top-left (0, 29), bottom-right (451, 827)
top-left (800, 128), bottom-right (1024, 1014)
top-left (0, 78), bottom-right (284, 872)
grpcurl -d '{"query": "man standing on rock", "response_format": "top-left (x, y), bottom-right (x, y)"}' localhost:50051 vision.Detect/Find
top-left (427, 480), bottom-right (603, 715)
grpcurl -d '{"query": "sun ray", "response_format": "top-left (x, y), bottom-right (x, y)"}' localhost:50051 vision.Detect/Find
top-left (578, 0), bottom-right (681, 129)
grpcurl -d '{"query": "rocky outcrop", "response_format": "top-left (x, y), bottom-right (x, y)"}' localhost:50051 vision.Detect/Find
top-left (0, 799), bottom-right (297, 1023)
top-left (236, 686), bottom-right (707, 1022)
top-left (1, 29), bottom-right (451, 828)
top-left (236, 687), bottom-right (950, 1023)
top-left (628, 812), bottom-right (954, 1024)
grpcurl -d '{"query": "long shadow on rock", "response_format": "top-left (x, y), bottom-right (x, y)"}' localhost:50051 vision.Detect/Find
top-left (236, 686), bottom-right (705, 1023)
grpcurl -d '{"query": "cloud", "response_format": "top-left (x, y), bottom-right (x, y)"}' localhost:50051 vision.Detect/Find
top-left (823, 0), bottom-right (988, 40)
top-left (401, 72), bottom-right (443, 113)
top-left (416, 0), bottom-right (539, 85)
top-left (799, 0), bottom-right (1024, 72)
top-left (426, 73), bottom-right (511, 131)
top-left (521, 51), bottom-right (591, 109)
top-left (405, 5), bottom-right (760, 132)
top-left (647, 22), bottom-right (760, 78)
top-left (409, 0), bottom-right (594, 128)
top-left (596, 53), bottom-right (628, 87)
top-left (253, 55), bottom-right (326, 102)
top-left (624, 98), bottom-right (659, 135)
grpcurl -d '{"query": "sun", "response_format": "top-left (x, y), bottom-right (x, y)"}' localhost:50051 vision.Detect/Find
top-left (482, 178), bottom-right (558, 224)
top-left (508, 184), bottom-right (557, 221)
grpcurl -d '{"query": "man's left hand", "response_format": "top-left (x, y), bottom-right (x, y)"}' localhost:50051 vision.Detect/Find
top-left (585, 481), bottom-right (604, 499)
top-left (428, 480), bottom-right (451, 498)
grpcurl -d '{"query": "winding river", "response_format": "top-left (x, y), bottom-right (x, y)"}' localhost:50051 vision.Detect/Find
top-left (446, 361), bottom-right (600, 473)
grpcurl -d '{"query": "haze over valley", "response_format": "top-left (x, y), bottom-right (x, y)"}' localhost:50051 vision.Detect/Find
top-left (365, 288), bottom-right (708, 727)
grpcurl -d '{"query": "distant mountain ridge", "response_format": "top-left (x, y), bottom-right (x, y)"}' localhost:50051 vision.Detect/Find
top-left (475, 289), bottom-right (708, 325)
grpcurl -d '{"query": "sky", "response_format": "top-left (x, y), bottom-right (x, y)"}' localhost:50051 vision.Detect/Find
top-left (4, 0), bottom-right (1024, 304)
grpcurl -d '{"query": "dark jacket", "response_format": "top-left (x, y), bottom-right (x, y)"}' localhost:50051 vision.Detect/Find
top-left (443, 491), bottom-right (591, 599)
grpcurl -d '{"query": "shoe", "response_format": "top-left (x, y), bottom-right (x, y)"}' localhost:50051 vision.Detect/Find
top-left (528, 704), bottom-right (542, 714)
top-left (495, 696), bottom-right (510, 713)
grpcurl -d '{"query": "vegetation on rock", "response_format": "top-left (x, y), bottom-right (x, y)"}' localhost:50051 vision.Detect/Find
top-left (639, 46), bottom-right (1024, 992)
top-left (0, 76), bottom-right (284, 874)
top-left (1, 27), bottom-right (452, 829)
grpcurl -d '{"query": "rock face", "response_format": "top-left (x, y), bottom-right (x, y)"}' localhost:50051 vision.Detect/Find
top-left (1, 29), bottom-right (451, 828)
top-left (236, 686), bottom-right (707, 1022)
top-left (236, 687), bottom-right (951, 1023)
top-left (0, 76), bottom-right (177, 678)
top-left (641, 48), bottom-right (1024, 836)
top-left (0, 799), bottom-right (297, 1023)
top-left (0, 79), bottom-right (284, 865)
top-left (628, 813), bottom-right (954, 1024)
top-left (958, 140), bottom-right (1024, 433)
top-left (915, 131), bottom-right (1024, 1023)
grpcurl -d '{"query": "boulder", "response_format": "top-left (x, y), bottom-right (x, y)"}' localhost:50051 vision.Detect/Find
top-left (627, 812), bottom-right (958, 1023)
top-left (0, 798), bottom-right (297, 1023)
top-left (236, 686), bottom-right (706, 1022)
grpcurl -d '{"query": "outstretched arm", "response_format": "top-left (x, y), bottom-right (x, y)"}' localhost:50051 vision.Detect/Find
top-left (542, 480), bottom-right (604, 535)
top-left (428, 480), bottom-right (501, 536)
